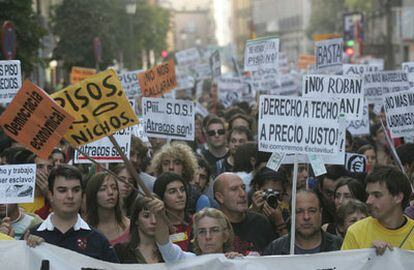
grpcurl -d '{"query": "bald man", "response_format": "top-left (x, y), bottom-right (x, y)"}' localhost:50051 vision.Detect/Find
top-left (213, 173), bottom-right (276, 255)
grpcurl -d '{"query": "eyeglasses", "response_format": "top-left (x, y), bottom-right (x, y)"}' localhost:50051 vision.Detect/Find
top-left (207, 129), bottom-right (225, 137)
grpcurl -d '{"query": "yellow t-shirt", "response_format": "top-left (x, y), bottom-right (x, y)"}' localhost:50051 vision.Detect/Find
top-left (19, 195), bottom-right (45, 214)
top-left (342, 216), bottom-right (414, 250)
top-left (0, 232), bottom-right (13, 240)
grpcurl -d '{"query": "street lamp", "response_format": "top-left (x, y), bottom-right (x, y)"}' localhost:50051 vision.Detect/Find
top-left (125, 0), bottom-right (137, 69)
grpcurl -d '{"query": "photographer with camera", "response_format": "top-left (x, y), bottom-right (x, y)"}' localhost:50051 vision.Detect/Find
top-left (249, 167), bottom-right (289, 236)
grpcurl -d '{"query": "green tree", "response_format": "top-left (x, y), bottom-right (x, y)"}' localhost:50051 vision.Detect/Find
top-left (52, 0), bottom-right (170, 72)
top-left (0, 0), bottom-right (46, 74)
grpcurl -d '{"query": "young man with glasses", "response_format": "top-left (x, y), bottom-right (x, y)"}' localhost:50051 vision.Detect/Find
top-left (263, 189), bottom-right (342, 255)
top-left (342, 165), bottom-right (414, 255)
top-left (201, 117), bottom-right (229, 178)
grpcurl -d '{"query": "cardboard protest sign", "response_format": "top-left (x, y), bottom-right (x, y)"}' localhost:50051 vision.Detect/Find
top-left (175, 47), bottom-right (201, 67)
top-left (343, 64), bottom-right (382, 76)
top-left (210, 50), bottom-right (221, 79)
top-left (383, 89), bottom-right (414, 138)
top-left (315, 38), bottom-right (343, 73)
top-left (192, 63), bottom-right (211, 79)
top-left (244, 36), bottom-right (279, 72)
top-left (70, 66), bottom-right (97, 85)
top-left (345, 153), bottom-right (366, 173)
top-left (402, 62), bottom-right (414, 87)
top-left (51, 69), bottom-right (138, 147)
top-left (138, 60), bottom-right (177, 98)
top-left (74, 127), bottom-right (132, 164)
top-left (302, 75), bottom-right (363, 120)
top-left (118, 70), bottom-right (143, 98)
top-left (0, 80), bottom-right (74, 159)
top-left (0, 164), bottom-right (36, 204)
top-left (272, 74), bottom-right (299, 96)
top-left (364, 71), bottom-right (410, 104)
top-left (251, 68), bottom-right (280, 92)
top-left (347, 103), bottom-right (370, 136)
top-left (217, 77), bottom-right (249, 107)
top-left (175, 68), bottom-right (195, 90)
top-left (142, 97), bottom-right (194, 141)
top-left (308, 154), bottom-right (327, 176)
top-left (258, 95), bottom-right (341, 155)
top-left (0, 60), bottom-right (21, 102)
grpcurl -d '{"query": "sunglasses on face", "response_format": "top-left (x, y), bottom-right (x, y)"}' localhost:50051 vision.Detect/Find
top-left (207, 129), bottom-right (225, 137)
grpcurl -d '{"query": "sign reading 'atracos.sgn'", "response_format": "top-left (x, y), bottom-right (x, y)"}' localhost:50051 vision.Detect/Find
top-left (258, 95), bottom-right (340, 156)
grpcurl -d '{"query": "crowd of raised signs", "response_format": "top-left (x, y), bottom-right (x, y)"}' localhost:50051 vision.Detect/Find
top-left (0, 38), bottom-right (414, 266)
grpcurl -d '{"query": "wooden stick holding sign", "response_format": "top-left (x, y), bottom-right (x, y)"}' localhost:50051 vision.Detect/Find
top-left (289, 157), bottom-right (299, 255)
top-left (73, 145), bottom-right (145, 197)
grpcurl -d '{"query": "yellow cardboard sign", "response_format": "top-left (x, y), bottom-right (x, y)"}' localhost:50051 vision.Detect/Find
top-left (312, 33), bottom-right (341, 41)
top-left (52, 69), bottom-right (138, 146)
top-left (70, 66), bottom-right (97, 85)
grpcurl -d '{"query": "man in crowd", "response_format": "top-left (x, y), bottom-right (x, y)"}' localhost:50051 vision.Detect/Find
top-left (217, 126), bottom-right (253, 173)
top-left (202, 117), bottom-right (228, 177)
top-left (263, 189), bottom-right (342, 255)
top-left (342, 165), bottom-right (414, 254)
top-left (26, 164), bottom-right (119, 263)
top-left (213, 172), bottom-right (276, 255)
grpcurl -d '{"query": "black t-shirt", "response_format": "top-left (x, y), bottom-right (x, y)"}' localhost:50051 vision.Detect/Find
top-left (201, 149), bottom-right (228, 177)
top-left (231, 211), bottom-right (277, 255)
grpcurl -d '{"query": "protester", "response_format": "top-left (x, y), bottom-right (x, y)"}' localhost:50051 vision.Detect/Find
top-left (358, 144), bottom-right (377, 173)
top-left (249, 167), bottom-right (289, 236)
top-left (114, 196), bottom-right (164, 263)
top-left (201, 116), bottom-right (228, 177)
top-left (263, 189), bottom-right (342, 255)
top-left (334, 199), bottom-right (368, 238)
top-left (342, 165), bottom-right (414, 254)
top-left (153, 172), bottom-right (193, 251)
top-left (214, 172), bottom-right (276, 255)
top-left (130, 136), bottom-right (156, 192)
top-left (0, 203), bottom-right (42, 240)
top-left (191, 156), bottom-right (215, 211)
top-left (233, 142), bottom-right (258, 194)
top-left (85, 172), bottom-right (130, 246)
top-left (112, 164), bottom-right (139, 217)
top-left (26, 164), bottom-right (119, 263)
top-left (49, 148), bottom-right (66, 167)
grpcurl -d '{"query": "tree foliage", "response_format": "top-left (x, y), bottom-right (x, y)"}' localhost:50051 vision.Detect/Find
top-left (0, 0), bottom-right (46, 74)
top-left (52, 0), bottom-right (170, 71)
top-left (307, 0), bottom-right (346, 38)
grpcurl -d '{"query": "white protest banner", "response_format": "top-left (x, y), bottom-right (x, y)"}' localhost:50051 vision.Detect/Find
top-left (343, 64), bottom-right (382, 76)
top-left (217, 77), bottom-right (249, 107)
top-left (0, 164), bottom-right (36, 204)
top-left (402, 62), bottom-right (414, 87)
top-left (0, 60), bottom-right (21, 102)
top-left (347, 103), bottom-right (370, 136)
top-left (303, 74), bottom-right (363, 120)
top-left (315, 38), bottom-right (343, 73)
top-left (118, 69), bottom-right (143, 98)
top-left (251, 68), bottom-right (280, 92)
top-left (272, 74), bottom-right (299, 96)
top-left (3, 241), bottom-right (414, 270)
top-left (210, 50), bottom-right (221, 79)
top-left (308, 154), bottom-right (327, 176)
top-left (195, 101), bottom-right (209, 118)
top-left (266, 152), bottom-right (285, 172)
top-left (244, 36), bottom-right (279, 72)
top-left (345, 152), bottom-right (367, 173)
top-left (383, 89), bottom-right (414, 138)
top-left (175, 68), bottom-right (195, 90)
top-left (175, 47), bottom-right (201, 67)
top-left (130, 117), bottom-right (149, 143)
top-left (364, 71), bottom-right (410, 104)
top-left (142, 97), bottom-right (194, 141)
top-left (258, 95), bottom-right (341, 155)
top-left (74, 127), bottom-right (132, 164)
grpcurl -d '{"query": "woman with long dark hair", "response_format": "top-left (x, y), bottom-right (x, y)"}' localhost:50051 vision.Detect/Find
top-left (85, 172), bottom-right (130, 246)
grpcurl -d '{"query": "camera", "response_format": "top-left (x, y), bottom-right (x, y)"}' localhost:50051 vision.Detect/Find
top-left (263, 189), bottom-right (280, 208)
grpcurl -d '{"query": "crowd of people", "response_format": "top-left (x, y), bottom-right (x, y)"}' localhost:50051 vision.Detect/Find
top-left (1, 76), bottom-right (414, 265)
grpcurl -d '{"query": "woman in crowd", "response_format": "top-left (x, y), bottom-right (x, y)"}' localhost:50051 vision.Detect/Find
top-left (85, 172), bottom-right (130, 246)
top-left (335, 199), bottom-right (368, 237)
top-left (249, 167), bottom-right (289, 237)
top-left (358, 144), bottom-right (377, 173)
top-left (153, 172), bottom-right (193, 251)
top-left (147, 198), bottom-right (239, 262)
top-left (113, 164), bottom-right (139, 217)
top-left (151, 141), bottom-right (206, 214)
top-left (114, 196), bottom-right (164, 264)
top-left (323, 177), bottom-right (366, 237)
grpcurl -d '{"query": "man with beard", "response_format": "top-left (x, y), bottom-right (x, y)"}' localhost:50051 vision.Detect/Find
top-left (263, 189), bottom-right (342, 255)
top-left (342, 166), bottom-right (414, 254)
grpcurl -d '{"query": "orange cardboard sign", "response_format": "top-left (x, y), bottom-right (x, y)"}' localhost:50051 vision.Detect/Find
top-left (70, 66), bottom-right (97, 85)
top-left (0, 80), bottom-right (74, 159)
top-left (138, 60), bottom-right (177, 97)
